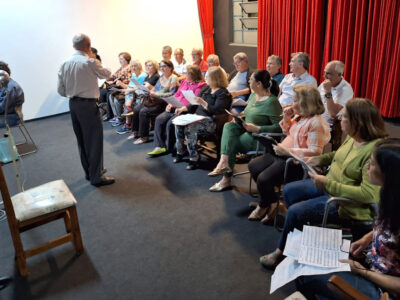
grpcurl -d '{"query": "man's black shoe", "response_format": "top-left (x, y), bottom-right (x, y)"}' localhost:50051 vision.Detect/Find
top-left (92, 176), bottom-right (115, 187)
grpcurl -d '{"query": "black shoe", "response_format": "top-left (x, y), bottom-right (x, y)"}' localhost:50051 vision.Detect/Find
top-left (186, 159), bottom-right (200, 170)
top-left (85, 168), bottom-right (107, 181)
top-left (173, 154), bottom-right (184, 163)
top-left (91, 176), bottom-right (115, 187)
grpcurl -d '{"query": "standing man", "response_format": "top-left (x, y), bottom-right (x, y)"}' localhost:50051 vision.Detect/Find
top-left (278, 52), bottom-right (317, 107)
top-left (58, 34), bottom-right (115, 187)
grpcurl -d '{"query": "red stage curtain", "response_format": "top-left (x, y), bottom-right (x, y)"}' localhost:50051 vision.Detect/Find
top-left (197, 0), bottom-right (215, 59)
top-left (257, 0), bottom-right (325, 82)
top-left (258, 0), bottom-right (400, 117)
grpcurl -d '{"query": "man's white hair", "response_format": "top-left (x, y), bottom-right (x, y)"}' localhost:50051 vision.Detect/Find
top-left (73, 34), bottom-right (90, 51)
top-left (328, 60), bottom-right (345, 75)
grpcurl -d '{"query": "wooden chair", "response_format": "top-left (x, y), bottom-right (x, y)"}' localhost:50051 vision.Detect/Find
top-left (0, 164), bottom-right (83, 276)
top-left (328, 275), bottom-right (389, 300)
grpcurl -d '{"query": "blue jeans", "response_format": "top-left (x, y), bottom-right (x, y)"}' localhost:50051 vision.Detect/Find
top-left (296, 272), bottom-right (383, 300)
top-left (277, 179), bottom-right (338, 251)
top-left (0, 114), bottom-right (20, 128)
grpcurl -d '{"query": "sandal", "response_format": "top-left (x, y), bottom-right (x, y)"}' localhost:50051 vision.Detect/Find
top-left (133, 137), bottom-right (149, 145)
top-left (260, 202), bottom-right (278, 224)
top-left (209, 181), bottom-right (232, 192)
top-left (259, 250), bottom-right (283, 269)
top-left (208, 166), bottom-right (233, 177)
top-left (248, 206), bottom-right (268, 221)
top-left (127, 132), bottom-right (138, 140)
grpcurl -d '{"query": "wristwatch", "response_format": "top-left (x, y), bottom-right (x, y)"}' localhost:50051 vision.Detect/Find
top-left (325, 92), bottom-right (333, 99)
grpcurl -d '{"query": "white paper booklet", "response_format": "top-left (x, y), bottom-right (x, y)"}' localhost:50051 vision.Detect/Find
top-left (181, 90), bottom-right (199, 105)
top-left (232, 97), bottom-right (248, 106)
top-left (172, 114), bottom-right (207, 126)
top-left (161, 96), bottom-right (183, 108)
top-left (130, 78), bottom-right (150, 93)
top-left (270, 225), bottom-right (351, 294)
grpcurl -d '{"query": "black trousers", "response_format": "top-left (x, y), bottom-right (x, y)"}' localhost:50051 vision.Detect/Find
top-left (131, 103), bottom-right (165, 137)
top-left (99, 88), bottom-right (113, 119)
top-left (248, 153), bottom-right (303, 208)
top-left (69, 99), bottom-right (103, 184)
top-left (153, 111), bottom-right (177, 151)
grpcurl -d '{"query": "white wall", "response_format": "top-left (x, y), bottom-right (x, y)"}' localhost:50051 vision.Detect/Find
top-left (0, 0), bottom-right (203, 120)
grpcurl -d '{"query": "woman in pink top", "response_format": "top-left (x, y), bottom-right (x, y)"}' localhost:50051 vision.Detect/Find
top-left (247, 84), bottom-right (330, 222)
top-left (148, 65), bottom-right (206, 156)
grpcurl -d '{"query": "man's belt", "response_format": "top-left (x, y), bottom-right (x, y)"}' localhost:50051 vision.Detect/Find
top-left (70, 96), bottom-right (98, 102)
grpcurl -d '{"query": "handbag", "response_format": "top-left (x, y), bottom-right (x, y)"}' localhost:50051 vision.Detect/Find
top-left (142, 94), bottom-right (164, 107)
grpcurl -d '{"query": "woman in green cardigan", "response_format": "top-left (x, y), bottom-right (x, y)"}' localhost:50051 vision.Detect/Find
top-left (259, 98), bottom-right (388, 269)
top-left (208, 69), bottom-right (282, 192)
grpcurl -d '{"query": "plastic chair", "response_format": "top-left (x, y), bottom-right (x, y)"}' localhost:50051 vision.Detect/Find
top-left (0, 163), bottom-right (83, 276)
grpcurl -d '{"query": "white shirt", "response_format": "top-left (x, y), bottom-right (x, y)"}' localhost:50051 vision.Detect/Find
top-left (279, 71), bottom-right (317, 106)
top-left (57, 51), bottom-right (111, 99)
top-left (318, 78), bottom-right (353, 125)
top-left (172, 59), bottom-right (188, 75)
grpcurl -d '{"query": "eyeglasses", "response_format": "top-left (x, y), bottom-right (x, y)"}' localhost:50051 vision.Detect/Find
top-left (159, 65), bottom-right (167, 68)
top-left (145, 64), bottom-right (153, 67)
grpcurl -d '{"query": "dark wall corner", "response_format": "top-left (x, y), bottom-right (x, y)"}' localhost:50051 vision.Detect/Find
top-left (213, 0), bottom-right (258, 73)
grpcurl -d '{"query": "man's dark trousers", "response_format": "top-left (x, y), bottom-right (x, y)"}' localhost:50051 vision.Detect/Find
top-left (69, 98), bottom-right (103, 184)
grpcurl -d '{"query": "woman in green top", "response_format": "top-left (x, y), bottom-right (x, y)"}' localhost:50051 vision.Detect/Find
top-left (208, 69), bottom-right (282, 192)
top-left (259, 98), bottom-right (388, 269)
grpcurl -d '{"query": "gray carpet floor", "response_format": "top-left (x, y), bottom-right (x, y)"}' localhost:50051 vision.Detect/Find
top-left (0, 113), bottom-right (298, 300)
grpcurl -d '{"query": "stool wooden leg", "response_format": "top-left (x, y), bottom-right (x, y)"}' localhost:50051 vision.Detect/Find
top-left (68, 206), bottom-right (83, 253)
top-left (64, 211), bottom-right (72, 233)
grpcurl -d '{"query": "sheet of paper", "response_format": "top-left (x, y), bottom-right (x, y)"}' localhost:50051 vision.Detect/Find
top-left (172, 114), bottom-right (207, 126)
top-left (270, 256), bottom-right (350, 294)
top-left (288, 151), bottom-right (318, 175)
top-left (283, 228), bottom-right (302, 259)
top-left (298, 226), bottom-right (346, 268)
top-left (181, 90), bottom-right (198, 105)
top-left (232, 97), bottom-right (248, 106)
top-left (162, 96), bottom-right (183, 108)
top-left (130, 77), bottom-right (150, 93)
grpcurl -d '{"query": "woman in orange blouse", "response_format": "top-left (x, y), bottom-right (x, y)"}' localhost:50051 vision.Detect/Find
top-left (247, 84), bottom-right (330, 222)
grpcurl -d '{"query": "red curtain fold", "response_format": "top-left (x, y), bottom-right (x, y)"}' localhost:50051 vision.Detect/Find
top-left (197, 0), bottom-right (215, 60)
top-left (257, 0), bottom-right (325, 81)
top-left (258, 0), bottom-right (400, 117)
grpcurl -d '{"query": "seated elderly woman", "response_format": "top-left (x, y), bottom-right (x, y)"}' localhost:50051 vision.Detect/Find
top-left (147, 65), bottom-right (206, 156)
top-left (174, 66), bottom-right (232, 170)
top-left (296, 138), bottom-right (400, 300)
top-left (101, 52), bottom-right (133, 121)
top-left (248, 84), bottom-right (331, 222)
top-left (130, 60), bottom-right (177, 145)
top-left (115, 60), bottom-right (148, 134)
top-left (207, 70), bottom-right (282, 192)
top-left (259, 98), bottom-right (388, 269)
top-left (0, 61), bottom-right (24, 127)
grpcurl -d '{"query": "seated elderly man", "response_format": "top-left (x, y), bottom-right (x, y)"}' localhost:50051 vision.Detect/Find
top-left (319, 60), bottom-right (353, 150)
top-left (0, 61), bottom-right (24, 127)
top-left (318, 60), bottom-right (353, 125)
top-left (191, 48), bottom-right (208, 74)
top-left (161, 45), bottom-right (173, 62)
top-left (279, 52), bottom-right (317, 107)
top-left (266, 55), bottom-right (285, 84)
top-left (172, 48), bottom-right (188, 76)
top-left (205, 54), bottom-right (227, 77)
top-left (228, 52), bottom-right (253, 112)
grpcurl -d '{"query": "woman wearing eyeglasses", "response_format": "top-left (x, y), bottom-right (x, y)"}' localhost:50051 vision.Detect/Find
top-left (296, 138), bottom-right (400, 300)
top-left (130, 60), bottom-right (177, 145)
